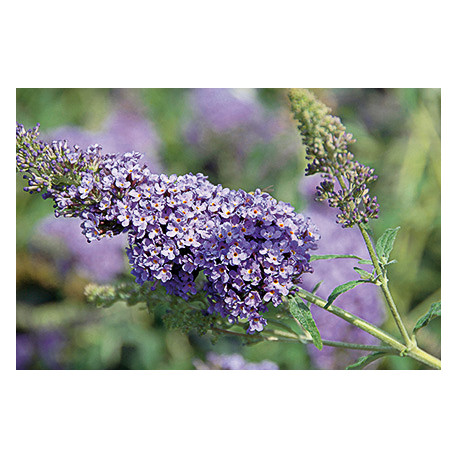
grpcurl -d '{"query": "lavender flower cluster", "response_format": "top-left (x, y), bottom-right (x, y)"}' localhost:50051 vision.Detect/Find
top-left (17, 124), bottom-right (319, 333)
top-left (193, 352), bottom-right (278, 370)
top-left (124, 173), bottom-right (319, 333)
top-left (289, 89), bottom-right (380, 228)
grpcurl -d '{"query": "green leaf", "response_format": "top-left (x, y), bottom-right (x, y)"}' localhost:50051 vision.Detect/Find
top-left (375, 226), bottom-right (401, 262)
top-left (358, 259), bottom-right (373, 265)
top-left (311, 281), bottom-right (322, 294)
top-left (310, 254), bottom-right (364, 262)
top-left (289, 297), bottom-right (322, 350)
top-left (413, 301), bottom-right (441, 335)
top-left (325, 280), bottom-right (368, 308)
top-left (353, 267), bottom-right (372, 280)
top-left (346, 351), bottom-right (389, 370)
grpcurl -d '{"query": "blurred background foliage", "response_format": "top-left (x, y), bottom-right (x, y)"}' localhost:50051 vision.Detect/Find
top-left (16, 88), bottom-right (440, 369)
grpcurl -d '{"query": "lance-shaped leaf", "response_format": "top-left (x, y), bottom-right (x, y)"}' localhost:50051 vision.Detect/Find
top-left (353, 267), bottom-right (373, 280)
top-left (310, 281), bottom-right (323, 295)
top-left (289, 297), bottom-right (322, 350)
top-left (358, 259), bottom-right (373, 265)
top-left (310, 255), bottom-right (373, 265)
top-left (413, 301), bottom-right (441, 335)
top-left (375, 226), bottom-right (401, 262)
top-left (325, 280), bottom-right (368, 308)
top-left (310, 254), bottom-right (365, 262)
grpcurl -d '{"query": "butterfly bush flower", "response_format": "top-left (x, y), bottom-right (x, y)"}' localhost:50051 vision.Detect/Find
top-left (124, 175), bottom-right (319, 334)
top-left (17, 124), bottom-right (319, 333)
top-left (193, 352), bottom-right (279, 370)
top-left (300, 176), bottom-right (385, 369)
top-left (289, 89), bottom-right (379, 228)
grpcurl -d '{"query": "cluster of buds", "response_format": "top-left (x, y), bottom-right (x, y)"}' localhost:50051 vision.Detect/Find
top-left (288, 89), bottom-right (380, 227)
top-left (17, 124), bottom-right (105, 218)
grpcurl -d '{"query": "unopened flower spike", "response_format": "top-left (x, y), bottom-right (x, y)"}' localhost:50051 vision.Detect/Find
top-left (288, 89), bottom-right (380, 228)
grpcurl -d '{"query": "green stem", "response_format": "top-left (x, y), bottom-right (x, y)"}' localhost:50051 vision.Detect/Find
top-left (295, 287), bottom-right (441, 369)
top-left (296, 288), bottom-right (405, 351)
top-left (346, 352), bottom-right (389, 370)
top-left (212, 326), bottom-right (395, 353)
top-left (358, 223), bottom-right (413, 347)
top-left (336, 172), bottom-right (413, 348)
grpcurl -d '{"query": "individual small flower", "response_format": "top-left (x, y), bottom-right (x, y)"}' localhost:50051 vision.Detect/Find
top-left (193, 352), bottom-right (279, 370)
top-left (289, 89), bottom-right (380, 228)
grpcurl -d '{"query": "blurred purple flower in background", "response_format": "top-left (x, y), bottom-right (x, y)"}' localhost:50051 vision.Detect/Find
top-left (299, 176), bottom-right (385, 369)
top-left (16, 334), bottom-right (34, 370)
top-left (35, 330), bottom-right (66, 369)
top-left (30, 104), bottom-right (164, 283)
top-left (44, 106), bottom-right (162, 171)
top-left (185, 88), bottom-right (290, 157)
top-left (32, 215), bottom-right (127, 283)
top-left (16, 330), bottom-right (66, 370)
top-left (193, 352), bottom-right (279, 370)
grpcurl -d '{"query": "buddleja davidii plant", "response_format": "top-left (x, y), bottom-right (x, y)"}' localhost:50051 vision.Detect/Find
top-left (16, 94), bottom-right (441, 369)
top-left (288, 89), bottom-right (441, 369)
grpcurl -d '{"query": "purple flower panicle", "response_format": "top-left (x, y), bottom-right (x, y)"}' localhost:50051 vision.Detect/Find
top-left (17, 123), bottom-right (319, 333)
top-left (121, 172), bottom-right (319, 334)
